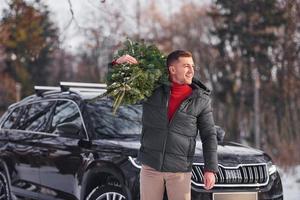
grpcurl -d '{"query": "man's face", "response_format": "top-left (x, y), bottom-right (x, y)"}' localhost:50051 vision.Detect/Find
top-left (169, 56), bottom-right (195, 84)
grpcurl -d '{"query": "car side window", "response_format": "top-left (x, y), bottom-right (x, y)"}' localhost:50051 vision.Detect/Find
top-left (50, 100), bottom-right (83, 136)
top-left (1, 106), bottom-right (23, 129)
top-left (17, 101), bottom-right (55, 132)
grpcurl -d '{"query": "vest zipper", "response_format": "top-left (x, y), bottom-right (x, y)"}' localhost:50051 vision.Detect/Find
top-left (160, 91), bottom-right (193, 171)
top-left (160, 91), bottom-right (170, 171)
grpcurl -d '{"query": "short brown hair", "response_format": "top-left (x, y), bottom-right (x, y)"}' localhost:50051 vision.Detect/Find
top-left (166, 50), bottom-right (193, 68)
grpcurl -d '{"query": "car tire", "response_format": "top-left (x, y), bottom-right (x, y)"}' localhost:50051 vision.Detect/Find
top-left (86, 185), bottom-right (126, 200)
top-left (0, 170), bottom-right (11, 200)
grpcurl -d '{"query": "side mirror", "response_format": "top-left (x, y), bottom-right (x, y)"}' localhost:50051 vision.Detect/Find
top-left (215, 125), bottom-right (225, 143)
top-left (56, 122), bottom-right (81, 138)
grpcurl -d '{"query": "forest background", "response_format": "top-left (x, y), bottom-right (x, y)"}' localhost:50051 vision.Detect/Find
top-left (0, 0), bottom-right (299, 167)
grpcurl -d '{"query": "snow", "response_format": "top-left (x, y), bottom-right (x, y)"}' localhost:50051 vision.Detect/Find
top-left (279, 165), bottom-right (300, 200)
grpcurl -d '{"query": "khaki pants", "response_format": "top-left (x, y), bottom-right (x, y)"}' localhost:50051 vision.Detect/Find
top-left (140, 165), bottom-right (192, 200)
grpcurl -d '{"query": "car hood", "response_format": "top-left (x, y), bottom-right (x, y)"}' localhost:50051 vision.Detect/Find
top-left (194, 141), bottom-right (268, 166)
top-left (92, 139), bottom-right (269, 166)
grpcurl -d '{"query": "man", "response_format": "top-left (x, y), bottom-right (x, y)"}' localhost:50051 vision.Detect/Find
top-left (113, 50), bottom-right (218, 200)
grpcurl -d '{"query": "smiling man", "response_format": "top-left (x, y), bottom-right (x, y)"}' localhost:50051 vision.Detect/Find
top-left (114, 50), bottom-right (218, 200)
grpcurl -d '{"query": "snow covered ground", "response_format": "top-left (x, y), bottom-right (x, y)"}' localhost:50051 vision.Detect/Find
top-left (279, 165), bottom-right (300, 200)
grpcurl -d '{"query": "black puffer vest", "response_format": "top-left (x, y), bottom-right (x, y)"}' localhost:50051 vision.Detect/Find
top-left (138, 78), bottom-right (218, 173)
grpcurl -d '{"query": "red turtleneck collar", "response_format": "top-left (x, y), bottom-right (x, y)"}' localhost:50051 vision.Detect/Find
top-left (167, 82), bottom-right (192, 121)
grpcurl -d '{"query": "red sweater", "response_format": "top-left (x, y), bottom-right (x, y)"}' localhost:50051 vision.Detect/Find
top-left (168, 82), bottom-right (192, 121)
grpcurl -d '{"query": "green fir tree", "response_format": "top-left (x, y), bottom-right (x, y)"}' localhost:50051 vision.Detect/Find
top-left (94, 39), bottom-right (168, 114)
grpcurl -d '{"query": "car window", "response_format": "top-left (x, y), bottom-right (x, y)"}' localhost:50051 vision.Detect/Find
top-left (1, 106), bottom-right (23, 129)
top-left (17, 101), bottom-right (55, 132)
top-left (86, 99), bottom-right (142, 139)
top-left (50, 100), bottom-right (83, 135)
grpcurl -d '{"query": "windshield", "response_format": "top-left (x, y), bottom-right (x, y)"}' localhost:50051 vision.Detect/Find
top-left (86, 98), bottom-right (142, 139)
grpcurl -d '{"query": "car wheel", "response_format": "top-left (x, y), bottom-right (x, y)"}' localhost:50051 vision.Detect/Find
top-left (86, 185), bottom-right (126, 200)
top-left (0, 170), bottom-right (11, 200)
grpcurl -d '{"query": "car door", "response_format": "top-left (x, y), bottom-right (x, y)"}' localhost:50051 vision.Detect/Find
top-left (38, 99), bottom-right (87, 200)
top-left (0, 101), bottom-right (56, 200)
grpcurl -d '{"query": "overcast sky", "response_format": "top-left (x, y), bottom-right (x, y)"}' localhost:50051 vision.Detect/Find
top-left (0, 0), bottom-right (211, 53)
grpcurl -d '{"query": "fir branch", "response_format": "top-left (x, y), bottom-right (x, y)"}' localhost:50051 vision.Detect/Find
top-left (90, 39), bottom-right (168, 113)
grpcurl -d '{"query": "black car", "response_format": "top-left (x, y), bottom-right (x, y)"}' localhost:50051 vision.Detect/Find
top-left (0, 82), bottom-right (283, 200)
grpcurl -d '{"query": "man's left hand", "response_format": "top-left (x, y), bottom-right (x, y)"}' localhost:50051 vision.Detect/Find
top-left (203, 171), bottom-right (215, 190)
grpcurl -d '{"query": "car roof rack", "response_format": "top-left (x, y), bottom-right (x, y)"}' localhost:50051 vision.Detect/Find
top-left (34, 82), bottom-right (107, 97)
top-left (60, 82), bottom-right (107, 91)
top-left (34, 86), bottom-right (61, 96)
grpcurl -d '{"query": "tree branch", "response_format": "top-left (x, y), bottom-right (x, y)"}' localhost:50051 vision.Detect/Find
top-left (63, 0), bottom-right (81, 30)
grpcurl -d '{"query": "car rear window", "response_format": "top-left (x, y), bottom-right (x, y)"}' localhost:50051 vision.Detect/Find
top-left (1, 106), bottom-right (23, 129)
top-left (49, 100), bottom-right (83, 136)
top-left (1, 101), bottom-right (55, 132)
top-left (16, 101), bottom-right (55, 132)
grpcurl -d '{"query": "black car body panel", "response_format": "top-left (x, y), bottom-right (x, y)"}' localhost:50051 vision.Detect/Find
top-left (0, 87), bottom-right (283, 200)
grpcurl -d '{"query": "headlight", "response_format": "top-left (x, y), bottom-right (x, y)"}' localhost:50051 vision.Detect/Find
top-left (267, 161), bottom-right (277, 175)
top-left (128, 156), bottom-right (142, 169)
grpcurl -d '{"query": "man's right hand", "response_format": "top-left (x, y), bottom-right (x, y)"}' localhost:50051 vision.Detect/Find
top-left (115, 54), bottom-right (138, 65)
